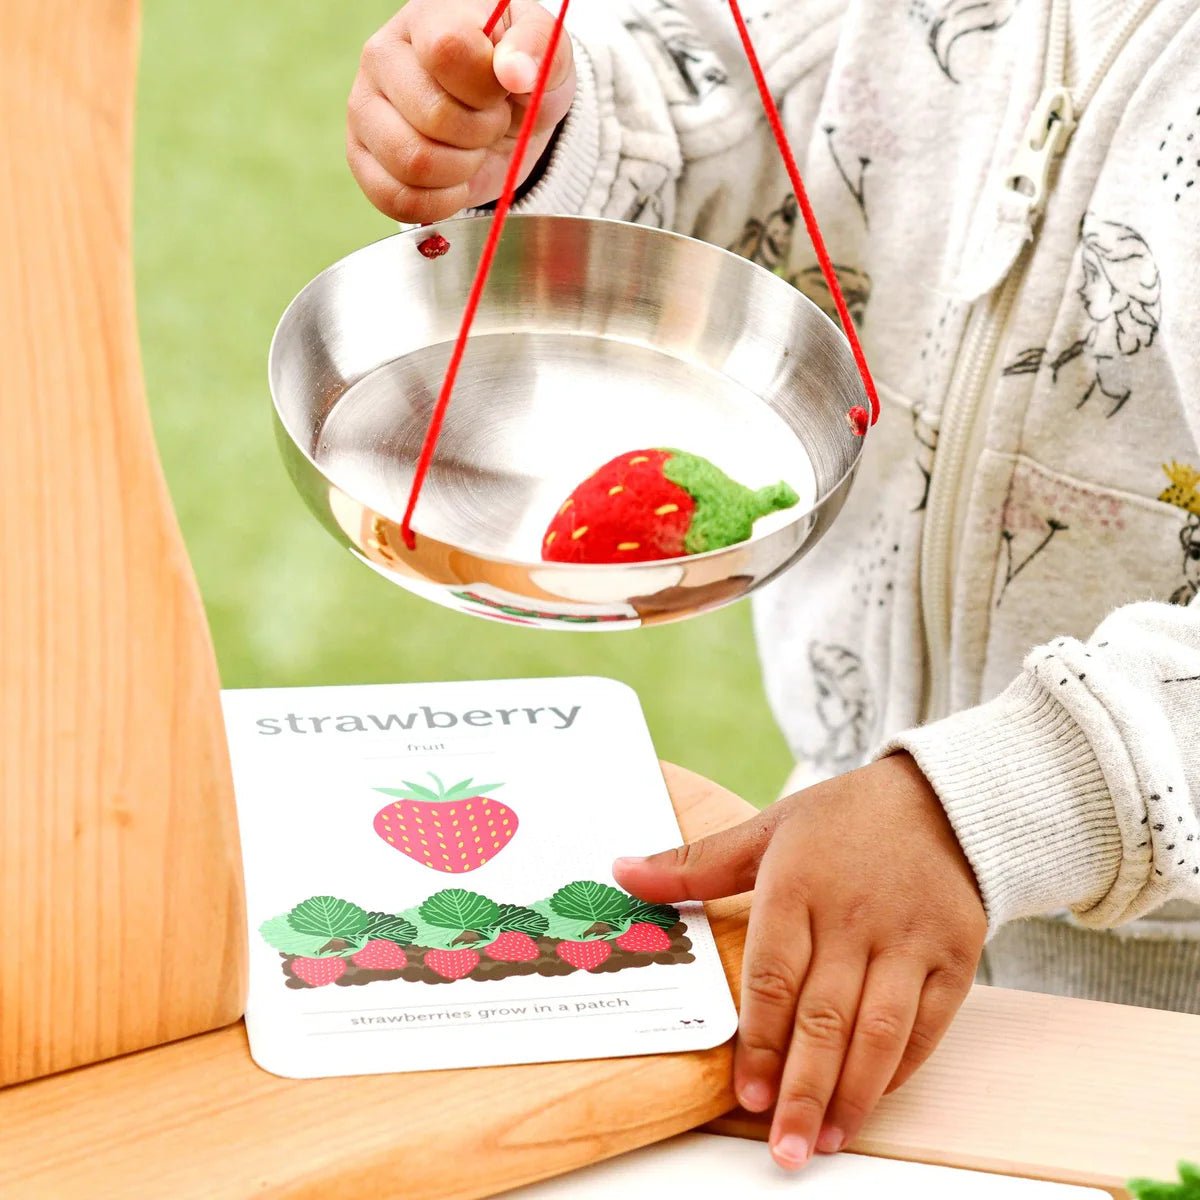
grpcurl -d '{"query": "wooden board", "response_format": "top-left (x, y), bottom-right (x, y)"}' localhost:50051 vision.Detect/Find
top-left (0, 764), bottom-right (747, 1200)
top-left (0, 0), bottom-right (246, 1086)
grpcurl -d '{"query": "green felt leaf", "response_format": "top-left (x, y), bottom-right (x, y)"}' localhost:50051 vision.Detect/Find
top-left (259, 914), bottom-right (349, 957)
top-left (363, 911), bottom-right (417, 945)
top-left (1129, 1164), bottom-right (1200, 1200)
top-left (624, 900), bottom-right (681, 931)
top-left (419, 888), bottom-right (500, 932)
top-left (490, 904), bottom-right (549, 937)
top-left (400, 907), bottom-right (467, 950)
top-left (287, 896), bottom-right (370, 940)
top-left (528, 899), bottom-right (610, 941)
top-left (548, 881), bottom-right (631, 925)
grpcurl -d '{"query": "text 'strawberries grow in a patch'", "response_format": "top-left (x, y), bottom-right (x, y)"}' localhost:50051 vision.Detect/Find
top-left (616, 922), bottom-right (673, 954)
top-left (542, 449), bottom-right (799, 564)
top-left (289, 956), bottom-right (348, 987)
top-left (556, 940), bottom-right (613, 972)
top-left (425, 948), bottom-right (481, 980)
top-left (351, 939), bottom-right (409, 971)
top-left (484, 931), bottom-right (541, 962)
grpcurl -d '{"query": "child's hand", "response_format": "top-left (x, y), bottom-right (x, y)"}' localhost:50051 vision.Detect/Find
top-left (614, 753), bottom-right (987, 1168)
top-left (347, 0), bottom-right (576, 224)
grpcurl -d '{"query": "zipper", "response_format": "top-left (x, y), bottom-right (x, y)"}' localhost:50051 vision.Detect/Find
top-left (917, 0), bottom-right (1158, 723)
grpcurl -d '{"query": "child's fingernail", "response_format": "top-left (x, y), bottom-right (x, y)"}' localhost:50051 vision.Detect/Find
top-left (739, 1080), bottom-right (771, 1111)
top-left (772, 1135), bottom-right (810, 1168)
top-left (496, 49), bottom-right (537, 92)
top-left (817, 1126), bottom-right (845, 1154)
top-left (612, 856), bottom-right (644, 872)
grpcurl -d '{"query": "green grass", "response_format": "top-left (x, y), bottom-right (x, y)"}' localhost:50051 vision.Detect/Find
top-left (133, 0), bottom-right (791, 805)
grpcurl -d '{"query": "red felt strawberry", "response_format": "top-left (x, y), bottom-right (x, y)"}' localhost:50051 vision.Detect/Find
top-left (542, 449), bottom-right (799, 564)
top-left (556, 940), bottom-right (613, 971)
top-left (351, 939), bottom-right (409, 971)
top-left (484, 931), bottom-right (541, 963)
top-left (425, 948), bottom-right (481, 980)
top-left (289, 956), bottom-right (348, 987)
top-left (615, 922), bottom-right (673, 954)
top-left (417, 233), bottom-right (451, 259)
top-left (373, 774), bottom-right (516, 874)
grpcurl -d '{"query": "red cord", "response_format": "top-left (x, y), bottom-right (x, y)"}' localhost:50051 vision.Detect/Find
top-left (400, 0), bottom-right (568, 548)
top-left (725, 0), bottom-right (880, 428)
top-left (482, 0), bottom-right (512, 38)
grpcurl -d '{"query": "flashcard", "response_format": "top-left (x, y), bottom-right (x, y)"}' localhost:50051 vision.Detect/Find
top-left (222, 678), bottom-right (739, 1079)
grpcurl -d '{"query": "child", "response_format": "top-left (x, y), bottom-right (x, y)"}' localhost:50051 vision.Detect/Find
top-left (347, 0), bottom-right (1200, 1169)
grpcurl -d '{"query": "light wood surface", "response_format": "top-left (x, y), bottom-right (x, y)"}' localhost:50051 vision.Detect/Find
top-left (0, 765), bottom-right (746, 1200)
top-left (0, 0), bottom-right (246, 1086)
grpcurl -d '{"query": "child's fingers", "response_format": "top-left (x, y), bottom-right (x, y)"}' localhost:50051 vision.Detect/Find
top-left (406, 0), bottom-right (509, 110)
top-left (493, 1), bottom-right (575, 96)
top-left (346, 137), bottom-right (470, 225)
top-left (817, 957), bottom-right (924, 1154)
top-left (352, 92), bottom-right (487, 191)
top-left (884, 965), bottom-right (973, 1095)
top-left (382, 41), bottom-right (511, 151)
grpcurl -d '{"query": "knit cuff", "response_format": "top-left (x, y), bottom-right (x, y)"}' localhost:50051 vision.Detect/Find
top-left (880, 674), bottom-right (1122, 934)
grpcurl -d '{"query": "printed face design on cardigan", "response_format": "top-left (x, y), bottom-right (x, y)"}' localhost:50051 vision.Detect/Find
top-left (729, 194), bottom-right (798, 271)
top-left (907, 0), bottom-right (1021, 84)
top-left (1003, 214), bottom-right (1162, 418)
top-left (808, 642), bottom-right (875, 767)
top-left (622, 0), bottom-right (729, 105)
top-left (1158, 463), bottom-right (1200, 607)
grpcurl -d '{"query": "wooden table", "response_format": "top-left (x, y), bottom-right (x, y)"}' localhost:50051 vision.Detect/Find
top-left (2, 765), bottom-right (1197, 1200)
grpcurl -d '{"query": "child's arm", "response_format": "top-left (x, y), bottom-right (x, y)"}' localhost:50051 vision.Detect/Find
top-left (615, 597), bottom-right (1200, 1169)
top-left (347, 0), bottom-right (847, 234)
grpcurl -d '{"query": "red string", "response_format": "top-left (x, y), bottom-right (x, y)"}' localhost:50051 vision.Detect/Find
top-left (482, 0), bottom-right (512, 37)
top-left (400, 0), bottom-right (568, 548)
top-left (725, 0), bottom-right (880, 428)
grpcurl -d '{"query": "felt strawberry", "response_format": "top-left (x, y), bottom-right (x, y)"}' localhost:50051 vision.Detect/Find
top-left (373, 774), bottom-right (516, 874)
top-left (615, 922), bottom-right (672, 954)
top-left (417, 233), bottom-right (451, 259)
top-left (425, 948), bottom-right (481, 980)
top-left (484, 931), bottom-right (541, 962)
top-left (556, 940), bottom-right (613, 971)
top-left (289, 956), bottom-right (348, 987)
top-left (351, 939), bottom-right (409, 971)
top-left (542, 449), bottom-right (799, 564)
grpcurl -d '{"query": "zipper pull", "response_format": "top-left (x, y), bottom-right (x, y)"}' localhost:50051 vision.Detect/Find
top-left (1004, 86), bottom-right (1076, 217)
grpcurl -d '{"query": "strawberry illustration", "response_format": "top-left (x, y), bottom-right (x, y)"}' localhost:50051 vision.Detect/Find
top-left (484, 931), bottom-right (540, 963)
top-left (615, 923), bottom-right (673, 954)
top-left (542, 449), bottom-right (799, 564)
top-left (351, 939), bottom-right (409, 971)
top-left (373, 774), bottom-right (516, 874)
top-left (425, 948), bottom-right (481, 980)
top-left (556, 940), bottom-right (613, 971)
top-left (289, 956), bottom-right (348, 987)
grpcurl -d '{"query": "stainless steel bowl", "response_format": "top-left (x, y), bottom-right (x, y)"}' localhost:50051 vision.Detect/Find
top-left (269, 215), bottom-right (865, 629)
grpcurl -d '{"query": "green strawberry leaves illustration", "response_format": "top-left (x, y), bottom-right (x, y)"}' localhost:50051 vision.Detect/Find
top-left (420, 888), bottom-right (500, 932)
top-left (548, 881), bottom-right (631, 925)
top-left (625, 900), bottom-right (681, 931)
top-left (259, 915), bottom-right (350, 957)
top-left (287, 896), bottom-right (369, 941)
top-left (376, 773), bottom-right (504, 804)
top-left (363, 911), bottom-right (418, 946)
top-left (1129, 1163), bottom-right (1200, 1200)
top-left (488, 903), bottom-right (549, 938)
top-left (529, 899), bottom-right (610, 941)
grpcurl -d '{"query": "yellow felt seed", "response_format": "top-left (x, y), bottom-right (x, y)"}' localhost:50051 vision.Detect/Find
top-left (618, 542), bottom-right (639, 551)
top-left (655, 503), bottom-right (679, 516)
top-left (609, 485), bottom-right (624, 496)
top-left (493, 842), bottom-right (501, 850)
top-left (571, 526), bottom-right (589, 540)
top-left (545, 531), bottom-right (556, 544)
top-left (559, 499), bottom-right (573, 514)
top-left (630, 456), bottom-right (650, 464)
top-left (386, 836), bottom-right (394, 843)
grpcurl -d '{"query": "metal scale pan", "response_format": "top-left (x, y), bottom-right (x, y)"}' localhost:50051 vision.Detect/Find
top-left (270, 214), bottom-right (865, 629)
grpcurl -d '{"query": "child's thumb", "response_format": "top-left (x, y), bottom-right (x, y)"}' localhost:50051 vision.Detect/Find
top-left (492, 6), bottom-right (572, 96)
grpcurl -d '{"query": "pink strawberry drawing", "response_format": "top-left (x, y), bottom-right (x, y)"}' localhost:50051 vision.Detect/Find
top-left (351, 940), bottom-right (409, 971)
top-left (615, 923), bottom-right (672, 954)
top-left (290, 956), bottom-right (348, 987)
top-left (373, 774), bottom-right (517, 874)
top-left (556, 940), bottom-right (612, 972)
top-left (484, 931), bottom-right (540, 963)
top-left (425, 948), bottom-right (481, 980)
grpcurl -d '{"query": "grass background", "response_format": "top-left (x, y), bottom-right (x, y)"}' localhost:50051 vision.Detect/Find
top-left (133, 0), bottom-right (792, 805)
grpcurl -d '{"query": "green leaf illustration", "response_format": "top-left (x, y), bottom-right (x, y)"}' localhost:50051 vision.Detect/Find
top-left (490, 903), bottom-right (549, 937)
top-left (1129, 1163), bottom-right (1200, 1200)
top-left (419, 888), bottom-right (500, 932)
top-left (259, 915), bottom-right (350, 957)
top-left (529, 899), bottom-right (610, 941)
top-left (548, 881), bottom-right (631, 925)
top-left (363, 911), bottom-right (418, 945)
top-left (287, 896), bottom-right (370, 941)
top-left (624, 900), bottom-right (681, 931)
top-left (400, 907), bottom-right (469, 950)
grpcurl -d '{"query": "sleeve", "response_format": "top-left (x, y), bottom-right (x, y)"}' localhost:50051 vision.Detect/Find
top-left (882, 596), bottom-right (1200, 933)
top-left (509, 0), bottom-right (847, 240)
